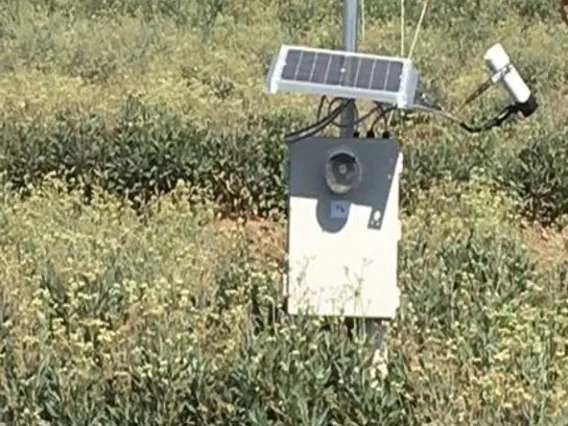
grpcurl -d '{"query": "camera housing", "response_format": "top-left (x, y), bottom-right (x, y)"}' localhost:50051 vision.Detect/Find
top-left (484, 43), bottom-right (538, 118)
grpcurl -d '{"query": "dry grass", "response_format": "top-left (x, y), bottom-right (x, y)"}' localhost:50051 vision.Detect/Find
top-left (0, 0), bottom-right (567, 423)
top-left (520, 223), bottom-right (568, 268)
top-left (1, 174), bottom-right (567, 424)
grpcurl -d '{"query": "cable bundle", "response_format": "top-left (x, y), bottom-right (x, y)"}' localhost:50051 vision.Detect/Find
top-left (285, 96), bottom-right (394, 143)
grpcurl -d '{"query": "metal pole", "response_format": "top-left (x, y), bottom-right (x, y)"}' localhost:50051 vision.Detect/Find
top-left (340, 1), bottom-right (389, 381)
top-left (341, 0), bottom-right (358, 137)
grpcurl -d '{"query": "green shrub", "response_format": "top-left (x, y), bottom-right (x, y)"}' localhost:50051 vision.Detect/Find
top-left (500, 127), bottom-right (568, 224)
top-left (2, 0), bottom-right (567, 226)
top-left (3, 96), bottom-right (567, 223)
top-left (395, 176), bottom-right (568, 424)
top-left (0, 98), bottom-right (305, 216)
top-left (0, 177), bottom-right (567, 425)
top-left (0, 1), bottom-right (566, 424)
top-left (361, 0), bottom-right (554, 30)
top-left (399, 129), bottom-right (502, 213)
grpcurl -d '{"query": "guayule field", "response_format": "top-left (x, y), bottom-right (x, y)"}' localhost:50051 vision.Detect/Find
top-left (1, 0), bottom-right (568, 425)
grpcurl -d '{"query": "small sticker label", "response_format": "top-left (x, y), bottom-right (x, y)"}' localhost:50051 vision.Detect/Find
top-left (330, 200), bottom-right (350, 219)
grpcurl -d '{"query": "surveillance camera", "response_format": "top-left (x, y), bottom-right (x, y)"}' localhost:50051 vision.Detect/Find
top-left (324, 146), bottom-right (361, 195)
top-left (484, 43), bottom-right (538, 118)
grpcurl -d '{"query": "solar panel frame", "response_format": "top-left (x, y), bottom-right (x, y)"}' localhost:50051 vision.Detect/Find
top-left (266, 45), bottom-right (420, 110)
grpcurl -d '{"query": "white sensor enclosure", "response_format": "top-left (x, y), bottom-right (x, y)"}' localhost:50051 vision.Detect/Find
top-left (285, 137), bottom-right (402, 319)
top-left (484, 43), bottom-right (531, 104)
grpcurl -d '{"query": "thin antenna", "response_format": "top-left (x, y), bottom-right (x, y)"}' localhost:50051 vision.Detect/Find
top-left (408, 0), bottom-right (429, 60)
top-left (361, 0), bottom-right (365, 41)
top-left (400, 0), bottom-right (405, 56)
top-left (386, 0), bottom-right (429, 128)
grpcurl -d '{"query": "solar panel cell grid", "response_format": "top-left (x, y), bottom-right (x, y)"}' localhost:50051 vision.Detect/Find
top-left (326, 54), bottom-right (344, 86)
top-left (296, 51), bottom-right (316, 82)
top-left (280, 49), bottom-right (302, 80)
top-left (280, 48), bottom-right (404, 93)
top-left (385, 61), bottom-right (403, 92)
top-left (354, 58), bottom-right (374, 89)
top-left (342, 56), bottom-right (359, 86)
top-left (311, 53), bottom-right (330, 84)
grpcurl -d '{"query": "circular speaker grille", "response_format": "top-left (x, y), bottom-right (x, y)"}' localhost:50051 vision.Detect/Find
top-left (325, 151), bottom-right (361, 194)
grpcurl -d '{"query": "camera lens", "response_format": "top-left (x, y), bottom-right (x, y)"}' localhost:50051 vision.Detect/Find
top-left (325, 148), bottom-right (361, 194)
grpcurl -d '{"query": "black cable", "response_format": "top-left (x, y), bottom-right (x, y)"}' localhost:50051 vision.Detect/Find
top-left (327, 98), bottom-right (389, 130)
top-left (286, 96), bottom-right (371, 143)
top-left (286, 98), bottom-right (348, 139)
top-left (289, 96), bottom-right (384, 142)
top-left (458, 104), bottom-right (518, 133)
top-left (370, 103), bottom-right (395, 134)
top-left (326, 97), bottom-right (360, 128)
top-left (316, 96), bottom-right (327, 121)
top-left (326, 96), bottom-right (342, 113)
top-left (285, 99), bottom-right (353, 143)
top-left (413, 103), bottom-right (519, 133)
top-left (355, 106), bottom-right (380, 125)
top-left (289, 95), bottom-right (336, 140)
top-left (340, 104), bottom-right (378, 126)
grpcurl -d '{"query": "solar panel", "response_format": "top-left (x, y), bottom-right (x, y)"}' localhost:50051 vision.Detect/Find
top-left (266, 45), bottom-right (420, 110)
